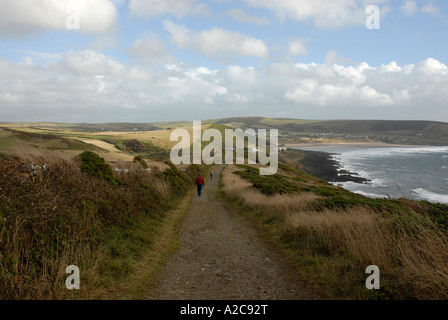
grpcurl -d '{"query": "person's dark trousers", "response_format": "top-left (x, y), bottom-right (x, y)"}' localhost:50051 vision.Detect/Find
top-left (197, 183), bottom-right (203, 196)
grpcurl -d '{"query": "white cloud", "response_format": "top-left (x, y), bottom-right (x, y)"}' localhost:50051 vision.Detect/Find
top-left (163, 20), bottom-right (269, 61)
top-left (325, 50), bottom-right (357, 66)
top-left (422, 2), bottom-right (440, 16)
top-left (0, 0), bottom-right (118, 36)
top-left (126, 31), bottom-right (174, 65)
top-left (401, 0), bottom-right (418, 16)
top-left (243, 0), bottom-right (389, 29)
top-left (52, 50), bottom-right (151, 81)
top-left (129, 0), bottom-right (208, 18)
top-left (380, 61), bottom-right (402, 73)
top-left (288, 39), bottom-right (308, 56)
top-left (1, 56), bottom-right (447, 122)
top-left (225, 8), bottom-right (270, 25)
top-left (358, 86), bottom-right (393, 106)
top-left (401, 1), bottom-right (440, 17)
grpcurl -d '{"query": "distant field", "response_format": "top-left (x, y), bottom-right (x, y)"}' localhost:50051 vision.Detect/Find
top-left (1, 117), bottom-right (447, 162)
top-left (0, 122), bottom-right (214, 163)
top-left (0, 127), bottom-right (107, 160)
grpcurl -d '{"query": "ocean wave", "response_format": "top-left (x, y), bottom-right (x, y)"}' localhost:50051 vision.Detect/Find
top-left (336, 147), bottom-right (448, 162)
top-left (335, 165), bottom-right (387, 186)
top-left (369, 178), bottom-right (388, 187)
top-left (352, 190), bottom-right (388, 199)
top-left (413, 188), bottom-right (448, 204)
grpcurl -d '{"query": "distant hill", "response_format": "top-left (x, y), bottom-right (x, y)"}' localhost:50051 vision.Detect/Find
top-left (2, 117), bottom-right (447, 146)
top-left (214, 117), bottom-right (448, 145)
top-left (0, 127), bottom-right (104, 156)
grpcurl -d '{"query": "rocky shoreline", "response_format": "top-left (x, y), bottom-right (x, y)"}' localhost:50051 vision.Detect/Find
top-left (297, 150), bottom-right (370, 184)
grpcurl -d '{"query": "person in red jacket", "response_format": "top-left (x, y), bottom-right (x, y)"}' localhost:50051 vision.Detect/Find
top-left (194, 173), bottom-right (205, 196)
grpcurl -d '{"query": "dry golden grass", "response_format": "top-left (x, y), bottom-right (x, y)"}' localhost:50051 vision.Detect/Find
top-left (222, 165), bottom-right (320, 211)
top-left (0, 155), bottom-right (103, 299)
top-left (0, 122), bottom-right (211, 154)
top-left (286, 207), bottom-right (448, 299)
top-left (284, 207), bottom-right (397, 274)
top-left (77, 139), bottom-right (121, 153)
top-left (91, 124), bottom-right (212, 150)
top-left (221, 164), bottom-right (448, 299)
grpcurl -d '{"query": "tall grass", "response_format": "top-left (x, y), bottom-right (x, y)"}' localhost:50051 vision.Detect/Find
top-left (221, 164), bottom-right (448, 299)
top-left (0, 153), bottom-right (205, 299)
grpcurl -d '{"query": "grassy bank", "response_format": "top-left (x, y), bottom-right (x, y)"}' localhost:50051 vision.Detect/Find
top-left (219, 163), bottom-right (448, 300)
top-left (0, 152), bottom-right (207, 299)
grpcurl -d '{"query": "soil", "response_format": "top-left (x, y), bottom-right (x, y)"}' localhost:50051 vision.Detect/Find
top-left (149, 165), bottom-right (323, 300)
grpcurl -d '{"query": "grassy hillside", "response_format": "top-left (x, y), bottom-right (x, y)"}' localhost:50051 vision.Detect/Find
top-left (0, 127), bottom-right (105, 155)
top-left (0, 123), bottom-right (210, 299)
top-left (0, 151), bottom-right (207, 299)
top-left (220, 162), bottom-right (448, 300)
top-left (3, 117), bottom-right (447, 148)
top-left (215, 117), bottom-right (448, 145)
top-left (0, 122), bottom-right (214, 161)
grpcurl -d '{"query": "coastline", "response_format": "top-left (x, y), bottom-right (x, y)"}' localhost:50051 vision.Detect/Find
top-left (282, 142), bottom-right (430, 184)
top-left (294, 150), bottom-right (370, 184)
top-left (282, 144), bottom-right (448, 205)
top-left (284, 142), bottom-right (423, 148)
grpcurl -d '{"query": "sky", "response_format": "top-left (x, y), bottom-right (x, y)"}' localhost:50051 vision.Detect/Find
top-left (0, 0), bottom-right (447, 123)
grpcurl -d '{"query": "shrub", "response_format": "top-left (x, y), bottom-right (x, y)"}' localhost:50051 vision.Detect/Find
top-left (234, 164), bottom-right (306, 195)
top-left (0, 154), bottom-right (206, 299)
top-left (79, 151), bottom-right (122, 185)
top-left (133, 156), bottom-right (148, 168)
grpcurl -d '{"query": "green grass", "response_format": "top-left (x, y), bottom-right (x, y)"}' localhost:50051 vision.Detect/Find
top-left (234, 163), bottom-right (448, 223)
top-left (79, 151), bottom-right (123, 185)
top-left (0, 128), bottom-right (104, 154)
top-left (106, 138), bottom-right (170, 160)
top-left (234, 164), bottom-right (307, 195)
top-left (0, 137), bottom-right (15, 149)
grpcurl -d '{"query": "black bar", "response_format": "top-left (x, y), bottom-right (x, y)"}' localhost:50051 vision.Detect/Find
top-left (1, 300), bottom-right (447, 319)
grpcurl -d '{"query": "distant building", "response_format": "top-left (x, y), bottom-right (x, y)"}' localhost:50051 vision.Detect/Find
top-left (278, 144), bottom-right (287, 151)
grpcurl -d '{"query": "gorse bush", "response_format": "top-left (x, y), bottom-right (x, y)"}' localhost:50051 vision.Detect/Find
top-left (79, 151), bottom-right (122, 185)
top-left (106, 138), bottom-right (170, 161)
top-left (234, 165), bottom-right (305, 195)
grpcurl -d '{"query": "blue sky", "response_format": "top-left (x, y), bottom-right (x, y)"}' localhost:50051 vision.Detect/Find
top-left (0, 0), bottom-right (448, 123)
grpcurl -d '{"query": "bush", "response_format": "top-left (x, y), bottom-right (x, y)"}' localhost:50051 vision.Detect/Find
top-left (0, 154), bottom-right (207, 299)
top-left (79, 151), bottom-right (122, 185)
top-left (133, 156), bottom-right (148, 168)
top-left (234, 164), bottom-right (306, 195)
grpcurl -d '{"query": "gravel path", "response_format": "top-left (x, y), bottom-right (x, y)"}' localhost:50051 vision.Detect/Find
top-left (149, 165), bottom-right (322, 300)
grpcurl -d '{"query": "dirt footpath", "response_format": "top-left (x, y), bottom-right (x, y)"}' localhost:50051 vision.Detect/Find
top-left (149, 165), bottom-right (322, 300)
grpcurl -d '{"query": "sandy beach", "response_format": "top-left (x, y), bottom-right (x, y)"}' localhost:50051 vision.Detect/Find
top-left (284, 142), bottom-right (422, 148)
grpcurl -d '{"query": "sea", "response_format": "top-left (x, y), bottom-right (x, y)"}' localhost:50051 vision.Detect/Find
top-left (292, 145), bottom-right (448, 205)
